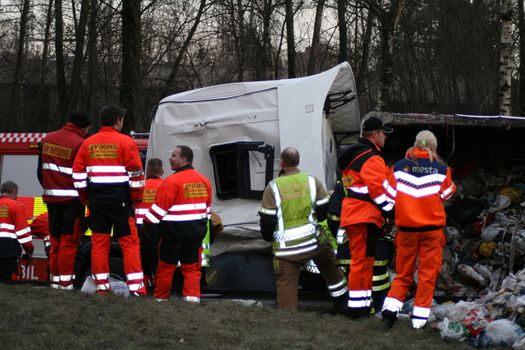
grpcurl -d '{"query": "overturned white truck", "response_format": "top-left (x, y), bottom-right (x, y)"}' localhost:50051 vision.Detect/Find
top-left (147, 62), bottom-right (360, 293)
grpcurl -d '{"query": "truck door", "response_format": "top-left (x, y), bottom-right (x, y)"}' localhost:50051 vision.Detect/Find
top-left (210, 141), bottom-right (274, 200)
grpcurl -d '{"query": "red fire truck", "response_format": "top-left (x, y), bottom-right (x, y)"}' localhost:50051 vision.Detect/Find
top-left (0, 132), bottom-right (148, 285)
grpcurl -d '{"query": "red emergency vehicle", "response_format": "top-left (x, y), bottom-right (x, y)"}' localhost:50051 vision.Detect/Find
top-left (0, 132), bottom-right (148, 285)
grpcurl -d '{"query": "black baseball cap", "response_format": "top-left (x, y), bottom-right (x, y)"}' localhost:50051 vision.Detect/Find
top-left (361, 113), bottom-right (393, 133)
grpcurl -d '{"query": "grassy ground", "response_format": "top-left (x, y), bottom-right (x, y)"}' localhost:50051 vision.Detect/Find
top-left (0, 284), bottom-right (472, 350)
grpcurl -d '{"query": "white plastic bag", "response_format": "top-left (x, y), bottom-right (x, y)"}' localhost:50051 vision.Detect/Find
top-left (481, 319), bottom-right (523, 348)
top-left (438, 317), bottom-right (469, 341)
top-left (80, 275), bottom-right (130, 297)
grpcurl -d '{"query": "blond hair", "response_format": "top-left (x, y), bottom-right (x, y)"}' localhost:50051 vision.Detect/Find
top-left (406, 130), bottom-right (442, 163)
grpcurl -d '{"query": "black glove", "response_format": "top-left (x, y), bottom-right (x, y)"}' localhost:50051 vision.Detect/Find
top-left (21, 253), bottom-right (32, 265)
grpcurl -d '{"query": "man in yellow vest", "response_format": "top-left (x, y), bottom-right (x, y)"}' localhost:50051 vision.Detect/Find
top-left (259, 147), bottom-right (347, 310)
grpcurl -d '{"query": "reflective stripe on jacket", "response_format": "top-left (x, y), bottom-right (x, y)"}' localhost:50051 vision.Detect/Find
top-left (392, 148), bottom-right (456, 229)
top-left (338, 139), bottom-right (394, 228)
top-left (144, 166), bottom-right (212, 240)
top-left (270, 173), bottom-right (320, 257)
top-left (72, 127), bottom-right (144, 206)
top-left (135, 177), bottom-right (164, 225)
top-left (38, 122), bottom-right (84, 203)
top-left (0, 196), bottom-right (32, 258)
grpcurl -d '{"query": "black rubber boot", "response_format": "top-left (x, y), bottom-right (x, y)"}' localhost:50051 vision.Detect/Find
top-left (381, 309), bottom-right (398, 329)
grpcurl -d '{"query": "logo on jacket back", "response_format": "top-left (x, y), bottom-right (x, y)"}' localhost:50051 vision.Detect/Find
top-left (42, 143), bottom-right (72, 160)
top-left (184, 183), bottom-right (208, 198)
top-left (143, 189), bottom-right (157, 203)
top-left (0, 205), bottom-right (8, 218)
top-left (404, 165), bottom-right (438, 174)
top-left (88, 144), bottom-right (118, 159)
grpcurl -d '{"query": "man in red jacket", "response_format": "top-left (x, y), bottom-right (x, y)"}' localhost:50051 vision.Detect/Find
top-left (144, 145), bottom-right (212, 303)
top-left (135, 158), bottom-right (164, 292)
top-left (382, 130), bottom-right (456, 329)
top-left (0, 181), bottom-right (34, 282)
top-left (73, 105), bottom-right (146, 296)
top-left (338, 113), bottom-right (395, 318)
top-left (38, 111), bottom-right (91, 289)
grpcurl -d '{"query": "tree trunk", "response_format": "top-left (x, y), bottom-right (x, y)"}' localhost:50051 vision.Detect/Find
top-left (259, 0), bottom-right (273, 80)
top-left (337, 0), bottom-right (348, 63)
top-left (356, 8), bottom-right (374, 94)
top-left (67, 0), bottom-right (90, 113)
top-left (307, 0), bottom-right (325, 75)
top-left (85, 0), bottom-right (98, 113)
top-left (55, 0), bottom-right (68, 120)
top-left (285, 0), bottom-right (296, 78)
top-left (120, 0), bottom-right (142, 132)
top-left (375, 0), bottom-right (405, 111)
top-left (7, 0), bottom-right (31, 131)
top-left (499, 0), bottom-right (513, 115)
top-left (38, 0), bottom-right (54, 129)
top-left (519, 0), bottom-right (525, 114)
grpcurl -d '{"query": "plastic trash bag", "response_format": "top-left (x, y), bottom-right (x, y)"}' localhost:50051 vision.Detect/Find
top-left (438, 317), bottom-right (469, 341)
top-left (463, 308), bottom-right (492, 337)
top-left (476, 319), bottom-right (523, 348)
top-left (481, 224), bottom-right (505, 242)
top-left (457, 264), bottom-right (486, 287)
top-left (513, 333), bottom-right (525, 350)
top-left (80, 275), bottom-right (130, 297)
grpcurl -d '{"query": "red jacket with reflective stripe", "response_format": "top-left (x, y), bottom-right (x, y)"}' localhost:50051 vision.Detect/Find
top-left (38, 122), bottom-right (85, 203)
top-left (144, 166), bottom-right (211, 240)
top-left (72, 127), bottom-right (144, 207)
top-left (0, 196), bottom-right (33, 258)
top-left (135, 177), bottom-right (164, 225)
top-left (392, 149), bottom-right (456, 229)
top-left (338, 139), bottom-right (394, 228)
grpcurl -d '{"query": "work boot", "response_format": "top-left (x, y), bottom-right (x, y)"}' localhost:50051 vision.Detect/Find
top-left (411, 318), bottom-right (427, 330)
top-left (381, 309), bottom-right (398, 329)
top-left (345, 307), bottom-right (370, 320)
top-left (332, 294), bottom-right (350, 316)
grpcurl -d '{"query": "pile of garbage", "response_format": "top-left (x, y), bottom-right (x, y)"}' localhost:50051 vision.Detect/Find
top-left (431, 270), bottom-right (525, 348)
top-left (437, 164), bottom-right (525, 298)
top-left (427, 163), bottom-right (525, 348)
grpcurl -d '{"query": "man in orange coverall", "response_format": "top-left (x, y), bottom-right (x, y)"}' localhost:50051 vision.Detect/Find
top-left (37, 111), bottom-right (91, 289)
top-left (337, 112), bottom-right (395, 318)
top-left (381, 130), bottom-right (456, 329)
top-left (134, 158), bottom-right (164, 292)
top-left (0, 181), bottom-right (34, 282)
top-left (143, 145), bottom-right (212, 303)
top-left (73, 105), bottom-right (146, 296)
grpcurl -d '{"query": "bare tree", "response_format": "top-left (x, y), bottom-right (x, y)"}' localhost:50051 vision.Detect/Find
top-left (120, 0), bottom-right (142, 132)
top-left (159, 0), bottom-right (208, 99)
top-left (373, 0), bottom-right (406, 111)
top-left (67, 0), bottom-right (90, 113)
top-left (519, 0), bottom-right (525, 114)
top-left (285, 0), bottom-right (296, 77)
top-left (498, 0), bottom-right (513, 115)
top-left (37, 0), bottom-right (55, 123)
top-left (7, 0), bottom-right (31, 130)
top-left (337, 0), bottom-right (348, 63)
top-left (306, 0), bottom-right (325, 75)
top-left (55, 0), bottom-right (67, 119)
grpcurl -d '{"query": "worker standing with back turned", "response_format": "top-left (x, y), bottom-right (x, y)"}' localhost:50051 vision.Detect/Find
top-left (338, 112), bottom-right (395, 318)
top-left (73, 105), bottom-right (146, 296)
top-left (381, 130), bottom-right (456, 329)
top-left (38, 111), bottom-right (91, 289)
top-left (259, 147), bottom-right (347, 310)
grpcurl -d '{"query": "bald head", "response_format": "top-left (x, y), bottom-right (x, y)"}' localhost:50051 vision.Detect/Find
top-left (280, 147), bottom-right (300, 167)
